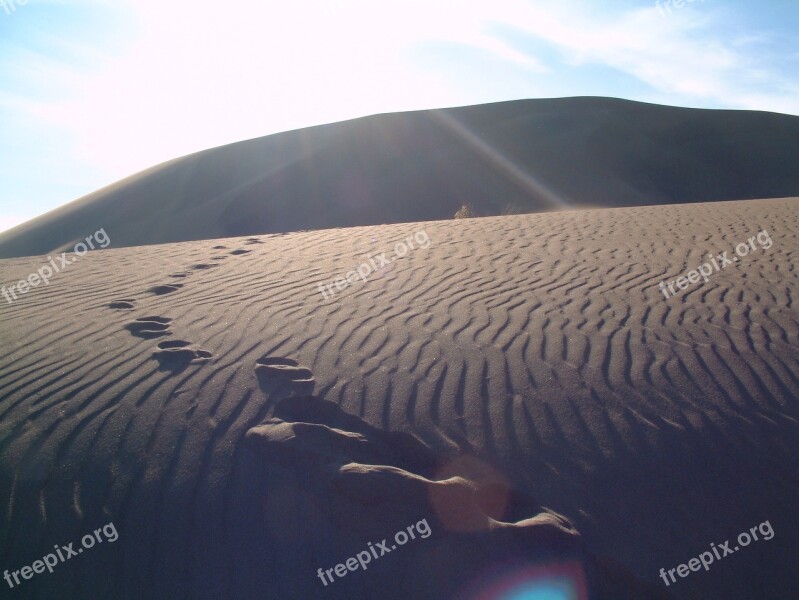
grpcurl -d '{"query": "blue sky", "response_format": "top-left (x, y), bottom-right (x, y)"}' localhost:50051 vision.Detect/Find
top-left (1, 0), bottom-right (797, 232)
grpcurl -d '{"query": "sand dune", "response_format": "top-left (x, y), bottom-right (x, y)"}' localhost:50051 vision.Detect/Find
top-left (1, 198), bottom-right (798, 598)
top-left (2, 97), bottom-right (799, 258)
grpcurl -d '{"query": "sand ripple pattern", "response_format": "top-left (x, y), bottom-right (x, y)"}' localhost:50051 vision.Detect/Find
top-left (0, 200), bottom-right (798, 598)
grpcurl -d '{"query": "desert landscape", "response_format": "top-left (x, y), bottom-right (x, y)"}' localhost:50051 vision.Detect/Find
top-left (1, 136), bottom-right (798, 600)
top-left (4, 0), bottom-right (799, 596)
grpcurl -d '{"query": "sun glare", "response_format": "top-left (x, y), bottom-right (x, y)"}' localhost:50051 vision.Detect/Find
top-left (32, 0), bottom-right (515, 181)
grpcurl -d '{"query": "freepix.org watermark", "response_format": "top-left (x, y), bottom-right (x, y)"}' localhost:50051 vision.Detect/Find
top-left (316, 518), bottom-right (432, 587)
top-left (317, 229), bottom-right (431, 301)
top-left (659, 520), bottom-right (774, 587)
top-left (656, 0), bottom-right (705, 17)
top-left (1, 0), bottom-right (29, 17)
top-left (1, 228), bottom-right (110, 305)
top-left (658, 229), bottom-right (772, 300)
top-left (4, 522), bottom-right (119, 589)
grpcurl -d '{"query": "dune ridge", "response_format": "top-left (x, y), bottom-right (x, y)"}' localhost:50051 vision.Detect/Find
top-left (2, 97), bottom-right (799, 258)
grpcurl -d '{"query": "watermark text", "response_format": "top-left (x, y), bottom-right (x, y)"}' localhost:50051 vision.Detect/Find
top-left (4, 522), bottom-right (119, 589)
top-left (659, 520), bottom-right (773, 587)
top-left (317, 518), bottom-right (431, 586)
top-left (658, 229), bottom-right (772, 300)
top-left (2, 228), bottom-right (110, 305)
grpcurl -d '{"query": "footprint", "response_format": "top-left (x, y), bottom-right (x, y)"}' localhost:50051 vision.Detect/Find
top-left (244, 397), bottom-right (670, 598)
top-left (191, 263), bottom-right (218, 270)
top-left (230, 249), bottom-right (251, 256)
top-left (157, 339), bottom-right (192, 349)
top-left (110, 299), bottom-right (136, 310)
top-left (148, 284), bottom-right (184, 296)
top-left (140, 316), bottom-right (171, 323)
top-left (212, 245), bottom-right (227, 250)
top-left (170, 272), bottom-right (190, 279)
top-left (153, 339), bottom-right (212, 370)
top-left (254, 356), bottom-right (315, 384)
top-left (244, 237), bottom-right (265, 245)
top-left (241, 396), bottom-right (607, 598)
top-left (125, 316), bottom-right (172, 339)
top-left (262, 395), bottom-right (440, 474)
top-left (211, 256), bottom-right (227, 261)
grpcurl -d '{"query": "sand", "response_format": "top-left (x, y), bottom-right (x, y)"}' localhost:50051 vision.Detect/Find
top-left (1, 197), bottom-right (798, 599)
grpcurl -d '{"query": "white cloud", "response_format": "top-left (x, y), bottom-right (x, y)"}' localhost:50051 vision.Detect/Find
top-left (475, 0), bottom-right (799, 115)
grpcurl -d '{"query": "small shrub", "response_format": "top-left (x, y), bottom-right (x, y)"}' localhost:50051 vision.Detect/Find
top-left (453, 204), bottom-right (476, 219)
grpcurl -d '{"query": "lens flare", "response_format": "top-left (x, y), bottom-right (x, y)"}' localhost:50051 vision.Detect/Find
top-left (497, 579), bottom-right (575, 600)
top-left (431, 111), bottom-right (570, 210)
top-left (465, 561), bottom-right (588, 600)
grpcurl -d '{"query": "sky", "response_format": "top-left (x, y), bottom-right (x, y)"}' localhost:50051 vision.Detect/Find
top-left (0, 0), bottom-right (797, 232)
